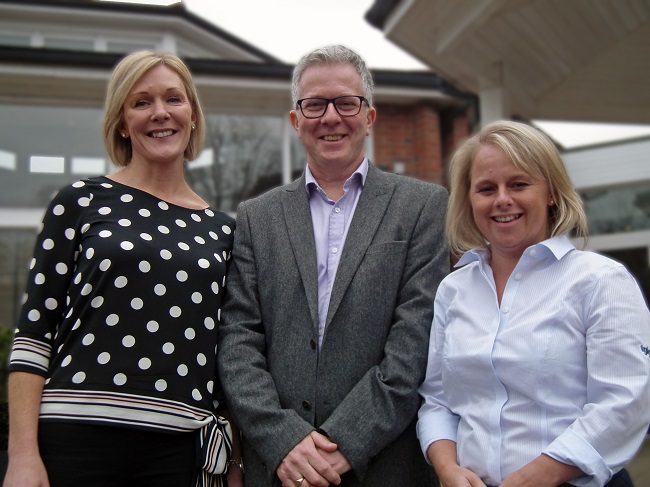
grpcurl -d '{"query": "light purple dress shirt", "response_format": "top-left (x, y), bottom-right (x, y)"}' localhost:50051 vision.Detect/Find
top-left (305, 158), bottom-right (368, 348)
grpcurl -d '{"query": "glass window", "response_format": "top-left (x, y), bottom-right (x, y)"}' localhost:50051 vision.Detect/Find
top-left (291, 134), bottom-right (307, 180)
top-left (71, 157), bottom-right (106, 175)
top-left (186, 114), bottom-right (284, 213)
top-left (0, 104), bottom-right (106, 208)
top-left (44, 37), bottom-right (95, 51)
top-left (29, 156), bottom-right (65, 174)
top-left (581, 183), bottom-right (650, 235)
top-left (0, 33), bottom-right (31, 48)
top-left (0, 105), bottom-right (292, 213)
top-left (105, 40), bottom-right (157, 54)
top-left (0, 149), bottom-right (16, 171)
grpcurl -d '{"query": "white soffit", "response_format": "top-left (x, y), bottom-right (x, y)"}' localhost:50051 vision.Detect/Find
top-left (380, 0), bottom-right (650, 124)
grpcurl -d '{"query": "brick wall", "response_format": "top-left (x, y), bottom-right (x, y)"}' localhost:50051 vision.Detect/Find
top-left (373, 103), bottom-right (472, 187)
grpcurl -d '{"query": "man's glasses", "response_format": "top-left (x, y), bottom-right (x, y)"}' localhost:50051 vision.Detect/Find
top-left (296, 96), bottom-right (369, 119)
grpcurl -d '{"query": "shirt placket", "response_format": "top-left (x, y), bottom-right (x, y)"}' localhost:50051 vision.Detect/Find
top-left (490, 258), bottom-right (526, 484)
top-left (320, 203), bottom-right (345, 346)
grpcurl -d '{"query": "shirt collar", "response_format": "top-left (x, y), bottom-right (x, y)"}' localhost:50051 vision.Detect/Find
top-left (454, 234), bottom-right (576, 268)
top-left (304, 158), bottom-right (368, 194)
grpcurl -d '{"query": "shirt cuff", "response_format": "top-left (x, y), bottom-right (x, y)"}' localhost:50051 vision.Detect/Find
top-left (416, 410), bottom-right (459, 460)
top-left (543, 428), bottom-right (611, 487)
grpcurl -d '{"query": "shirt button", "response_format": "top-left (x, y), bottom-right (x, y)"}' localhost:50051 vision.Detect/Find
top-left (302, 400), bottom-right (312, 411)
top-left (310, 339), bottom-right (317, 350)
top-left (514, 273), bottom-right (521, 280)
top-left (502, 307), bottom-right (510, 314)
top-left (334, 207), bottom-right (341, 213)
top-left (331, 247), bottom-right (338, 254)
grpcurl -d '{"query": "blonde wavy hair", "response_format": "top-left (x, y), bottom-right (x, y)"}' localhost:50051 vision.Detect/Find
top-left (446, 120), bottom-right (588, 256)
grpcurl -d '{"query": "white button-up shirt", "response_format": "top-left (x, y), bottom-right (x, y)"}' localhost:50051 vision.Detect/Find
top-left (417, 235), bottom-right (650, 487)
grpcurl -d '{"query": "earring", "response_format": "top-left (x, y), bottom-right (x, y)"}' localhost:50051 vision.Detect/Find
top-left (120, 132), bottom-right (127, 138)
top-left (191, 122), bottom-right (196, 131)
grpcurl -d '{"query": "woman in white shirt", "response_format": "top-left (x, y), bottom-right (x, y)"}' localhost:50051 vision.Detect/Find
top-left (417, 120), bottom-right (650, 487)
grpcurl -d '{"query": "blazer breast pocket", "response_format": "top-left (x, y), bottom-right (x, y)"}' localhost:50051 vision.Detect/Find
top-left (366, 240), bottom-right (407, 255)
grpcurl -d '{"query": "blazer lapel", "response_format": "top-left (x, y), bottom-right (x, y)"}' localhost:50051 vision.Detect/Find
top-left (325, 165), bottom-right (394, 328)
top-left (281, 175), bottom-right (320, 329)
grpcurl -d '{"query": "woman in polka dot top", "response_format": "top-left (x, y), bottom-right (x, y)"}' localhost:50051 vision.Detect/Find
top-left (4, 51), bottom-right (241, 487)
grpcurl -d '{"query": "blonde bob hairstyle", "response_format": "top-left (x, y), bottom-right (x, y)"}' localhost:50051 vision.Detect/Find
top-left (103, 50), bottom-right (206, 167)
top-left (446, 120), bottom-right (588, 256)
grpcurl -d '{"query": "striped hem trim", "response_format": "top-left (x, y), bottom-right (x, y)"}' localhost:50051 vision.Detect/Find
top-left (40, 389), bottom-right (213, 432)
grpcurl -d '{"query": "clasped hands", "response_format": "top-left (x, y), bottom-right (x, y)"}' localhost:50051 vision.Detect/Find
top-left (277, 430), bottom-right (351, 487)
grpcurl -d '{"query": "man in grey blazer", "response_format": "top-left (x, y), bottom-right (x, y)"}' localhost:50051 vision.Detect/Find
top-left (218, 45), bottom-right (448, 487)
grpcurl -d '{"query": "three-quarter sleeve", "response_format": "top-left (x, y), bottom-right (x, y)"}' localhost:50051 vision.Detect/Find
top-left (9, 184), bottom-right (87, 376)
top-left (417, 283), bottom-right (461, 458)
top-left (543, 263), bottom-right (650, 485)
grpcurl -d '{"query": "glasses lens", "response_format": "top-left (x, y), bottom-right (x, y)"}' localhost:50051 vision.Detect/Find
top-left (334, 96), bottom-right (362, 115)
top-left (300, 98), bottom-right (328, 118)
top-left (298, 97), bottom-right (365, 118)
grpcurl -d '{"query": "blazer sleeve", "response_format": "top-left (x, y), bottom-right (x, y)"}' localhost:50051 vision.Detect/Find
top-left (217, 201), bottom-right (315, 477)
top-left (319, 184), bottom-right (449, 478)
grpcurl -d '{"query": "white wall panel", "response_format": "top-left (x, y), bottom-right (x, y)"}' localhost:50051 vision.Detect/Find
top-left (564, 138), bottom-right (650, 190)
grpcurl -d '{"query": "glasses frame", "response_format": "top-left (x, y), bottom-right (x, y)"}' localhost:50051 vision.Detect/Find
top-left (295, 96), bottom-right (369, 119)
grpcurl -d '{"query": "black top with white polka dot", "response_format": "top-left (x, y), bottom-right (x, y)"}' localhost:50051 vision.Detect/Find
top-left (10, 177), bottom-right (235, 432)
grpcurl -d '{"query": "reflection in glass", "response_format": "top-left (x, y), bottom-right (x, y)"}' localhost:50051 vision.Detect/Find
top-left (45, 37), bottom-right (94, 51)
top-left (0, 34), bottom-right (30, 48)
top-left (187, 148), bottom-right (213, 170)
top-left (581, 183), bottom-right (650, 235)
top-left (29, 156), bottom-right (65, 174)
top-left (72, 157), bottom-right (105, 175)
top-left (0, 104), bottom-right (106, 208)
top-left (186, 115), bottom-right (284, 213)
top-left (0, 149), bottom-right (16, 171)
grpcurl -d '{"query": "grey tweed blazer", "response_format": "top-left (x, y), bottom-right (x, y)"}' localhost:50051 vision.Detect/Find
top-left (218, 163), bottom-right (448, 486)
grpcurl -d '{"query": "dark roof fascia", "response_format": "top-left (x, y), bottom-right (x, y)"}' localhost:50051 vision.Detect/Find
top-left (0, 0), bottom-right (281, 63)
top-left (373, 69), bottom-right (476, 105)
top-left (0, 45), bottom-right (292, 80)
top-left (365, 0), bottom-right (401, 30)
top-left (0, 45), bottom-right (127, 70)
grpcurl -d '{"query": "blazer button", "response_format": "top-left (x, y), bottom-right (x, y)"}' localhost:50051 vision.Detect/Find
top-left (302, 400), bottom-right (312, 411)
top-left (309, 339), bottom-right (317, 350)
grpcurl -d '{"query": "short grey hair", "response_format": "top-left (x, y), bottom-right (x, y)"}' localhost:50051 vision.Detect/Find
top-left (291, 44), bottom-right (374, 107)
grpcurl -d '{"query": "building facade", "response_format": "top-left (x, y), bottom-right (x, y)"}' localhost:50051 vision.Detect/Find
top-left (0, 0), bottom-right (476, 330)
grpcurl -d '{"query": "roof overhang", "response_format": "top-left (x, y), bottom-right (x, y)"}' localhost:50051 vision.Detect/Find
top-left (0, 0), bottom-right (280, 62)
top-left (366, 0), bottom-right (650, 124)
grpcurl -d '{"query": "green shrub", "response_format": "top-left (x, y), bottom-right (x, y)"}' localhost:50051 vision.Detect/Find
top-left (0, 327), bottom-right (12, 371)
